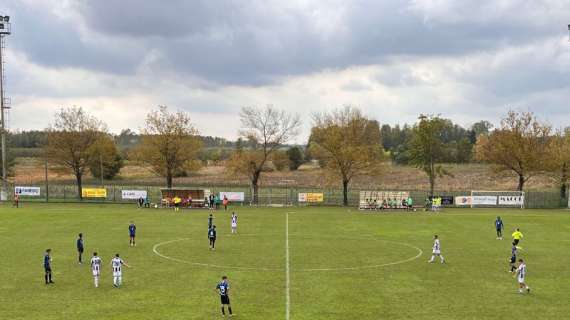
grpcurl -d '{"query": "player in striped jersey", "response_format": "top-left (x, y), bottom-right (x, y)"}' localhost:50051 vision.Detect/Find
top-left (514, 259), bottom-right (530, 294)
top-left (90, 252), bottom-right (102, 288)
top-left (231, 212), bottom-right (238, 234)
top-left (428, 235), bottom-right (445, 264)
top-left (111, 253), bottom-right (130, 288)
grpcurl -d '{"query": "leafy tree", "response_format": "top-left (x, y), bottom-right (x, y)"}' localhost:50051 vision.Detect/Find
top-left (286, 146), bottom-right (304, 170)
top-left (309, 106), bottom-right (384, 206)
top-left (135, 106), bottom-right (202, 188)
top-left (226, 105), bottom-right (301, 204)
top-left (407, 115), bottom-right (453, 196)
top-left (45, 107), bottom-right (106, 198)
top-left (271, 150), bottom-right (290, 171)
top-left (545, 131), bottom-right (570, 198)
top-left (88, 134), bottom-right (124, 180)
top-left (475, 111), bottom-right (551, 191)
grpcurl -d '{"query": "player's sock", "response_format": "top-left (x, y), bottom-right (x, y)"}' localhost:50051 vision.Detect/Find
top-left (45, 274), bottom-right (49, 284)
top-left (94, 277), bottom-right (99, 287)
top-left (429, 256), bottom-right (435, 263)
top-left (221, 307), bottom-right (225, 315)
top-left (48, 274), bottom-right (53, 283)
top-left (440, 256), bottom-right (445, 263)
top-left (113, 276), bottom-right (117, 287)
top-left (228, 307), bottom-right (232, 315)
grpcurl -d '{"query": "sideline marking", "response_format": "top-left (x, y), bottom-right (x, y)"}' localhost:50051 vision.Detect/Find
top-left (285, 212), bottom-right (291, 320)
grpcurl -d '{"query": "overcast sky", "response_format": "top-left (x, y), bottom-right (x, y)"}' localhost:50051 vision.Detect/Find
top-left (2, 0), bottom-right (570, 142)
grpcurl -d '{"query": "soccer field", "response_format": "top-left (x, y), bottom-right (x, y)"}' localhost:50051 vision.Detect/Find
top-left (0, 204), bottom-right (568, 320)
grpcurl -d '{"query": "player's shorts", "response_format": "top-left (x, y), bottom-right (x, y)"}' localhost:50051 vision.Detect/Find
top-left (78, 248), bottom-right (84, 253)
top-left (113, 271), bottom-right (122, 277)
top-left (130, 233), bottom-right (136, 238)
top-left (518, 277), bottom-right (525, 284)
top-left (432, 250), bottom-right (441, 255)
top-left (510, 256), bottom-right (516, 264)
top-left (513, 239), bottom-right (520, 245)
top-left (92, 269), bottom-right (100, 277)
top-left (220, 295), bottom-right (230, 305)
top-left (44, 266), bottom-right (52, 273)
top-left (231, 223), bottom-right (237, 228)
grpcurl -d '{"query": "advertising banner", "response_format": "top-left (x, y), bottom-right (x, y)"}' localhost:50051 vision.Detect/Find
top-left (121, 190), bottom-right (148, 200)
top-left (498, 196), bottom-right (524, 206)
top-left (15, 186), bottom-right (41, 196)
top-left (455, 196), bottom-right (472, 206)
top-left (82, 188), bottom-right (107, 198)
top-left (472, 196), bottom-right (497, 205)
top-left (219, 192), bottom-right (245, 202)
top-left (299, 193), bottom-right (324, 203)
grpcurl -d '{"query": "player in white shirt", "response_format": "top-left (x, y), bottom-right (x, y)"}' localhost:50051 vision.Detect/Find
top-left (231, 212), bottom-right (238, 234)
top-left (514, 259), bottom-right (530, 294)
top-left (90, 252), bottom-right (102, 288)
top-left (111, 253), bottom-right (130, 288)
top-left (428, 235), bottom-right (445, 264)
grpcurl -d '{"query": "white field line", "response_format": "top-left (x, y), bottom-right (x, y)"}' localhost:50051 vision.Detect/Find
top-left (285, 211), bottom-right (291, 320)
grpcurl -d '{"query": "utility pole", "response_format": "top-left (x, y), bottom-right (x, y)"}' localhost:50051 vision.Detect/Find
top-left (0, 15), bottom-right (12, 201)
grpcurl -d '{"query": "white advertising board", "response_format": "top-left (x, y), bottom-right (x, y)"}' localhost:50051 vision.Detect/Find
top-left (15, 186), bottom-right (41, 196)
top-left (121, 190), bottom-right (148, 200)
top-left (472, 196), bottom-right (497, 205)
top-left (219, 192), bottom-right (245, 202)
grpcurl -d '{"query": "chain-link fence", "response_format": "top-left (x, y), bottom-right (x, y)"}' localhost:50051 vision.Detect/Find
top-left (4, 183), bottom-right (569, 209)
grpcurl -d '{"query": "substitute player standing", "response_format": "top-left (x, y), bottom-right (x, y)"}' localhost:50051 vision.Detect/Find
top-left (514, 258), bottom-right (530, 294)
top-left (216, 276), bottom-right (233, 317)
top-left (428, 235), bottom-right (445, 264)
top-left (495, 216), bottom-right (504, 240)
top-left (111, 253), bottom-right (129, 288)
top-left (44, 249), bottom-right (54, 284)
top-left (231, 212), bottom-right (238, 234)
top-left (76, 233), bottom-right (84, 264)
top-left (91, 252), bottom-right (102, 287)
top-left (129, 221), bottom-right (136, 247)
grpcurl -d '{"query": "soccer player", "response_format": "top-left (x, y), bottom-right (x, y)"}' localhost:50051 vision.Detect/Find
top-left (129, 221), bottom-right (136, 247)
top-left (111, 253), bottom-right (130, 288)
top-left (209, 225), bottom-right (217, 250)
top-left (428, 235), bottom-right (445, 264)
top-left (13, 193), bottom-right (19, 208)
top-left (208, 214), bottom-right (214, 230)
top-left (216, 276), bottom-right (233, 317)
top-left (509, 245), bottom-right (518, 273)
top-left (231, 212), bottom-right (238, 234)
top-left (514, 259), bottom-right (530, 294)
top-left (91, 252), bottom-right (102, 287)
top-left (77, 233), bottom-right (84, 264)
top-left (495, 216), bottom-right (504, 240)
top-left (512, 228), bottom-right (523, 248)
top-left (44, 249), bottom-right (54, 284)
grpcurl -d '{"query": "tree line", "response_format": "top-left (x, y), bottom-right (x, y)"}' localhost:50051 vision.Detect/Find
top-left (1, 105), bottom-right (569, 205)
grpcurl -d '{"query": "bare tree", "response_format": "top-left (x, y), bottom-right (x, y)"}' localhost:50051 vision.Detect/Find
top-left (135, 106), bottom-right (202, 188)
top-left (45, 106), bottom-right (106, 198)
top-left (227, 105), bottom-right (301, 204)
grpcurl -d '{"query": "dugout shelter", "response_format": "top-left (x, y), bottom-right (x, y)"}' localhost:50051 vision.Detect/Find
top-left (160, 188), bottom-right (211, 208)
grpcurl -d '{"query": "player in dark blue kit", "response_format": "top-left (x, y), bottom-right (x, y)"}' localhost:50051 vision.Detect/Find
top-left (216, 276), bottom-right (233, 317)
top-left (77, 233), bottom-right (84, 264)
top-left (44, 249), bottom-right (54, 284)
top-left (509, 245), bottom-right (518, 273)
top-left (208, 214), bottom-right (214, 229)
top-left (209, 225), bottom-right (217, 250)
top-left (495, 216), bottom-right (504, 240)
top-left (129, 221), bottom-right (136, 247)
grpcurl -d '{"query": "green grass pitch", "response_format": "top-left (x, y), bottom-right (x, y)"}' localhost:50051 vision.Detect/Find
top-left (0, 203), bottom-right (568, 319)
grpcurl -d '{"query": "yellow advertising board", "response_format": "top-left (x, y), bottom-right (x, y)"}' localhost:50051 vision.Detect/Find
top-left (306, 193), bottom-right (324, 203)
top-left (82, 188), bottom-right (107, 198)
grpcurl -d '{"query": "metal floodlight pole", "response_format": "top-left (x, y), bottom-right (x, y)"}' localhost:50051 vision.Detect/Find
top-left (0, 15), bottom-right (12, 201)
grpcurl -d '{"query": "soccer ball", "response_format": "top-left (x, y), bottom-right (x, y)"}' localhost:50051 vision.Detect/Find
top-left (154, 204), bottom-right (158, 208)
